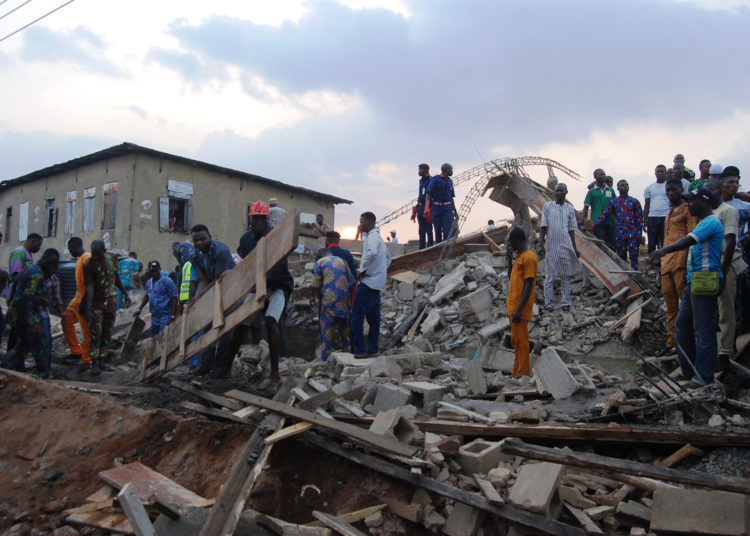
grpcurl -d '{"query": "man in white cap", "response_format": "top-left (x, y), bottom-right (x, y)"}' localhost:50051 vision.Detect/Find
top-left (268, 197), bottom-right (286, 229)
top-left (389, 230), bottom-right (398, 244)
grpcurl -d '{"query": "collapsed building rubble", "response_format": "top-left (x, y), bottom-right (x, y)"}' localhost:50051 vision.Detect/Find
top-left (3, 172), bottom-right (750, 535)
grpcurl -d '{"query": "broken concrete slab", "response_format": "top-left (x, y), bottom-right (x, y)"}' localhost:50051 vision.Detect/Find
top-left (488, 467), bottom-right (512, 487)
top-left (615, 500), bottom-right (651, 528)
top-left (401, 381), bottom-right (447, 406)
top-left (458, 286), bottom-right (493, 324)
top-left (458, 439), bottom-right (504, 475)
top-left (650, 487), bottom-right (749, 535)
top-left (372, 384), bottom-right (413, 413)
top-left (370, 357), bottom-right (402, 382)
top-left (508, 462), bottom-right (565, 519)
top-left (442, 502), bottom-right (485, 536)
top-left (369, 408), bottom-right (419, 444)
top-left (398, 282), bottom-right (415, 301)
top-left (327, 352), bottom-right (375, 381)
top-left (533, 347), bottom-right (580, 400)
top-left (559, 485), bottom-right (597, 509)
top-left (479, 318), bottom-right (511, 339)
top-left (471, 263), bottom-right (496, 283)
top-left (464, 359), bottom-right (487, 395)
top-left (421, 308), bottom-right (447, 335)
top-left (480, 346), bottom-right (515, 373)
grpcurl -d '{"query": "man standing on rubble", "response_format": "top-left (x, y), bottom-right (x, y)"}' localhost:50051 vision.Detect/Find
top-left (411, 163), bottom-right (434, 249)
top-left (649, 187), bottom-right (724, 387)
top-left (83, 240), bottom-right (131, 375)
top-left (581, 169), bottom-right (616, 250)
top-left (659, 178), bottom-right (697, 357)
top-left (506, 227), bottom-right (538, 378)
top-left (5, 233), bottom-right (43, 299)
top-left (137, 260), bottom-right (178, 337)
top-left (424, 163), bottom-right (456, 244)
top-left (268, 197), bottom-right (286, 229)
top-left (644, 165), bottom-right (669, 254)
top-left (237, 202), bottom-right (295, 392)
top-left (62, 237), bottom-right (93, 372)
top-left (317, 231), bottom-right (357, 279)
top-left (351, 212), bottom-right (391, 358)
top-left (539, 183), bottom-right (581, 312)
top-left (705, 177), bottom-right (746, 371)
top-left (593, 180), bottom-right (643, 270)
top-left (313, 248), bottom-right (356, 361)
top-left (721, 166), bottom-right (750, 335)
top-left (190, 224), bottom-right (237, 378)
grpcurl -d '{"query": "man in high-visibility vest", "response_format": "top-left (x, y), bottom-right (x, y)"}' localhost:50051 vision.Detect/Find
top-left (173, 242), bottom-right (198, 311)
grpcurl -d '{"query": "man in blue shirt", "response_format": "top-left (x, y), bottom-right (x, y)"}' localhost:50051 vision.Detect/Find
top-left (424, 163), bottom-right (457, 244)
top-left (411, 163), bottom-right (434, 249)
top-left (137, 260), bottom-right (178, 337)
top-left (316, 231), bottom-right (357, 279)
top-left (189, 224), bottom-right (236, 378)
top-left (649, 187), bottom-right (725, 387)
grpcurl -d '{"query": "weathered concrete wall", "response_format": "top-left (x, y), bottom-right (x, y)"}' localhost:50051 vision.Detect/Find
top-left (0, 152), bottom-right (337, 268)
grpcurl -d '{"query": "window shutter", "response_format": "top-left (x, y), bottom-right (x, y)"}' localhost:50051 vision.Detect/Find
top-left (185, 199), bottom-right (193, 230)
top-left (159, 197), bottom-right (169, 232)
top-left (51, 208), bottom-right (58, 237)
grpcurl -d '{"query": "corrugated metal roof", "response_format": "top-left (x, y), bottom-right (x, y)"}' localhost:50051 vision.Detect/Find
top-left (0, 142), bottom-right (352, 205)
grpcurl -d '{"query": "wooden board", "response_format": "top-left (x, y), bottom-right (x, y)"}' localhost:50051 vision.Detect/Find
top-left (225, 389), bottom-right (418, 457)
top-left (118, 482), bottom-right (156, 536)
top-left (389, 271), bottom-right (420, 284)
top-left (313, 511), bottom-right (368, 536)
top-left (141, 212), bottom-right (299, 380)
top-left (49, 380), bottom-right (159, 395)
top-left (99, 462), bottom-right (212, 508)
top-left (171, 380), bottom-right (245, 412)
top-left (181, 401), bottom-right (251, 424)
top-left (66, 509), bottom-right (133, 534)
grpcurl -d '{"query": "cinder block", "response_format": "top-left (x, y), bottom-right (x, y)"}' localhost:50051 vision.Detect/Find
top-left (458, 439), bottom-right (504, 475)
top-left (401, 381), bottom-right (447, 406)
top-left (471, 263), bottom-right (496, 282)
top-left (442, 502), bottom-right (485, 536)
top-left (464, 358), bottom-right (487, 395)
top-left (369, 408), bottom-right (419, 443)
top-left (650, 487), bottom-right (749, 535)
top-left (458, 286), bottom-right (493, 323)
top-left (508, 462), bottom-right (565, 519)
top-left (398, 281), bottom-right (415, 301)
top-left (481, 346), bottom-right (515, 373)
top-left (533, 348), bottom-right (580, 399)
top-left (328, 351), bottom-right (374, 380)
top-left (372, 383), bottom-right (412, 413)
top-left (370, 357), bottom-right (402, 381)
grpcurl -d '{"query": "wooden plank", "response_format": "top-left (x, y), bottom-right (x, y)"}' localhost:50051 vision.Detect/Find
top-left (141, 212), bottom-right (299, 379)
top-left (181, 401), bottom-right (250, 424)
top-left (499, 438), bottom-right (750, 495)
top-left (213, 279), bottom-right (225, 329)
top-left (297, 432), bottom-right (584, 536)
top-left (148, 495), bottom-right (181, 520)
top-left (474, 475), bottom-right (505, 505)
top-left (406, 420), bottom-right (750, 448)
top-left (574, 230), bottom-right (642, 306)
top-left (64, 499), bottom-right (115, 515)
top-left (66, 509), bottom-right (133, 534)
top-left (406, 307), bottom-right (427, 341)
top-left (170, 380), bottom-right (245, 411)
top-left (118, 483), bottom-right (156, 536)
top-left (121, 315), bottom-right (146, 360)
top-left (99, 462), bottom-right (212, 508)
top-left (198, 382), bottom-right (293, 536)
top-left (265, 422), bottom-right (316, 444)
top-left (307, 378), bottom-right (366, 418)
top-left (609, 297), bottom-right (651, 330)
top-left (312, 511), bottom-right (368, 536)
top-left (232, 406), bottom-right (261, 420)
top-left (86, 484), bottom-right (117, 503)
top-left (253, 510), bottom-right (334, 535)
top-left (305, 504), bottom-right (387, 527)
top-left (657, 443), bottom-right (704, 468)
top-left (49, 379), bottom-right (159, 395)
top-left (562, 504), bottom-right (604, 535)
top-left (298, 379), bottom-right (358, 412)
top-left (481, 231), bottom-right (502, 253)
top-left (225, 389), bottom-right (417, 457)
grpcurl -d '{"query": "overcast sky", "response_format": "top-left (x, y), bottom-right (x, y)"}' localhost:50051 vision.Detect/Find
top-left (2, 0), bottom-right (750, 241)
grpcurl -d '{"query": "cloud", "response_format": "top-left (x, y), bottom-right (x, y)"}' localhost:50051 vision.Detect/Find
top-left (21, 25), bottom-right (127, 77)
top-left (145, 47), bottom-right (221, 86)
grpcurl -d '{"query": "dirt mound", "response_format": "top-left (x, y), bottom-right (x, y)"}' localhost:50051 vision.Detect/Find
top-left (0, 370), bottom-right (253, 531)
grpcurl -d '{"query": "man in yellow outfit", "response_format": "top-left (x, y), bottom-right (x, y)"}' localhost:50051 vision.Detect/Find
top-left (61, 237), bottom-right (92, 372)
top-left (506, 227), bottom-right (538, 378)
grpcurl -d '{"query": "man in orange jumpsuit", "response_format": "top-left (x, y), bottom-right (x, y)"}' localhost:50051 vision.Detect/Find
top-left (61, 237), bottom-right (92, 372)
top-left (506, 227), bottom-right (538, 378)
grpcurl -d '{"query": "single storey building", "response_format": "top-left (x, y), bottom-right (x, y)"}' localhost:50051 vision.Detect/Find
top-left (0, 142), bottom-right (351, 268)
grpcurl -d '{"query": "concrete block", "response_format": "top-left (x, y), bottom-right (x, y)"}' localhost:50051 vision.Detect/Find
top-left (472, 263), bottom-right (496, 282)
top-left (370, 357), bottom-right (402, 381)
top-left (398, 281), bottom-right (415, 301)
top-left (533, 347), bottom-right (580, 400)
top-left (412, 488), bottom-right (432, 506)
top-left (466, 281), bottom-right (478, 291)
top-left (423, 505), bottom-right (447, 531)
top-left (458, 286), bottom-right (493, 324)
top-left (369, 408), bottom-right (419, 443)
top-left (421, 308), bottom-right (446, 335)
top-left (328, 351), bottom-right (374, 380)
top-left (487, 467), bottom-right (512, 487)
top-left (339, 366), bottom-right (367, 380)
top-left (401, 381), bottom-right (447, 406)
top-left (559, 485), bottom-right (596, 509)
top-left (464, 358), bottom-right (487, 395)
top-left (364, 510), bottom-right (383, 528)
top-left (372, 383), bottom-right (412, 413)
top-left (479, 318), bottom-right (511, 339)
top-left (481, 346), bottom-right (515, 373)
top-left (650, 487), bottom-right (749, 535)
top-left (615, 500), bottom-right (651, 528)
top-left (389, 501), bottom-right (424, 523)
top-left (458, 439), bottom-right (503, 475)
top-left (431, 263), bottom-right (468, 305)
top-left (442, 502), bottom-right (485, 536)
top-left (508, 462), bottom-right (565, 519)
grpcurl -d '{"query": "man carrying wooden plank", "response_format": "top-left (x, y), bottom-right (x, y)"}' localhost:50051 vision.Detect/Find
top-left (236, 201), bottom-right (295, 393)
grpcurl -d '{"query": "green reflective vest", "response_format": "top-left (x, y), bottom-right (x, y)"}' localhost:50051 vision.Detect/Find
top-left (180, 262), bottom-right (194, 302)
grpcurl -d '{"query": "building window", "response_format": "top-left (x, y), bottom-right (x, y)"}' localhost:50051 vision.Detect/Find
top-left (65, 191), bottom-right (76, 235)
top-left (18, 202), bottom-right (29, 242)
top-left (102, 182), bottom-right (118, 230)
top-left (159, 197), bottom-right (192, 233)
top-left (44, 197), bottom-right (58, 238)
top-left (5, 207), bottom-right (11, 243)
top-left (83, 186), bottom-right (96, 234)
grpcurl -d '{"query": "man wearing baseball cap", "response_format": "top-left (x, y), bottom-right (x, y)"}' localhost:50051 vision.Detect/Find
top-left (137, 260), bottom-right (178, 337)
top-left (411, 163), bottom-right (434, 249)
top-left (649, 187), bottom-right (725, 387)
